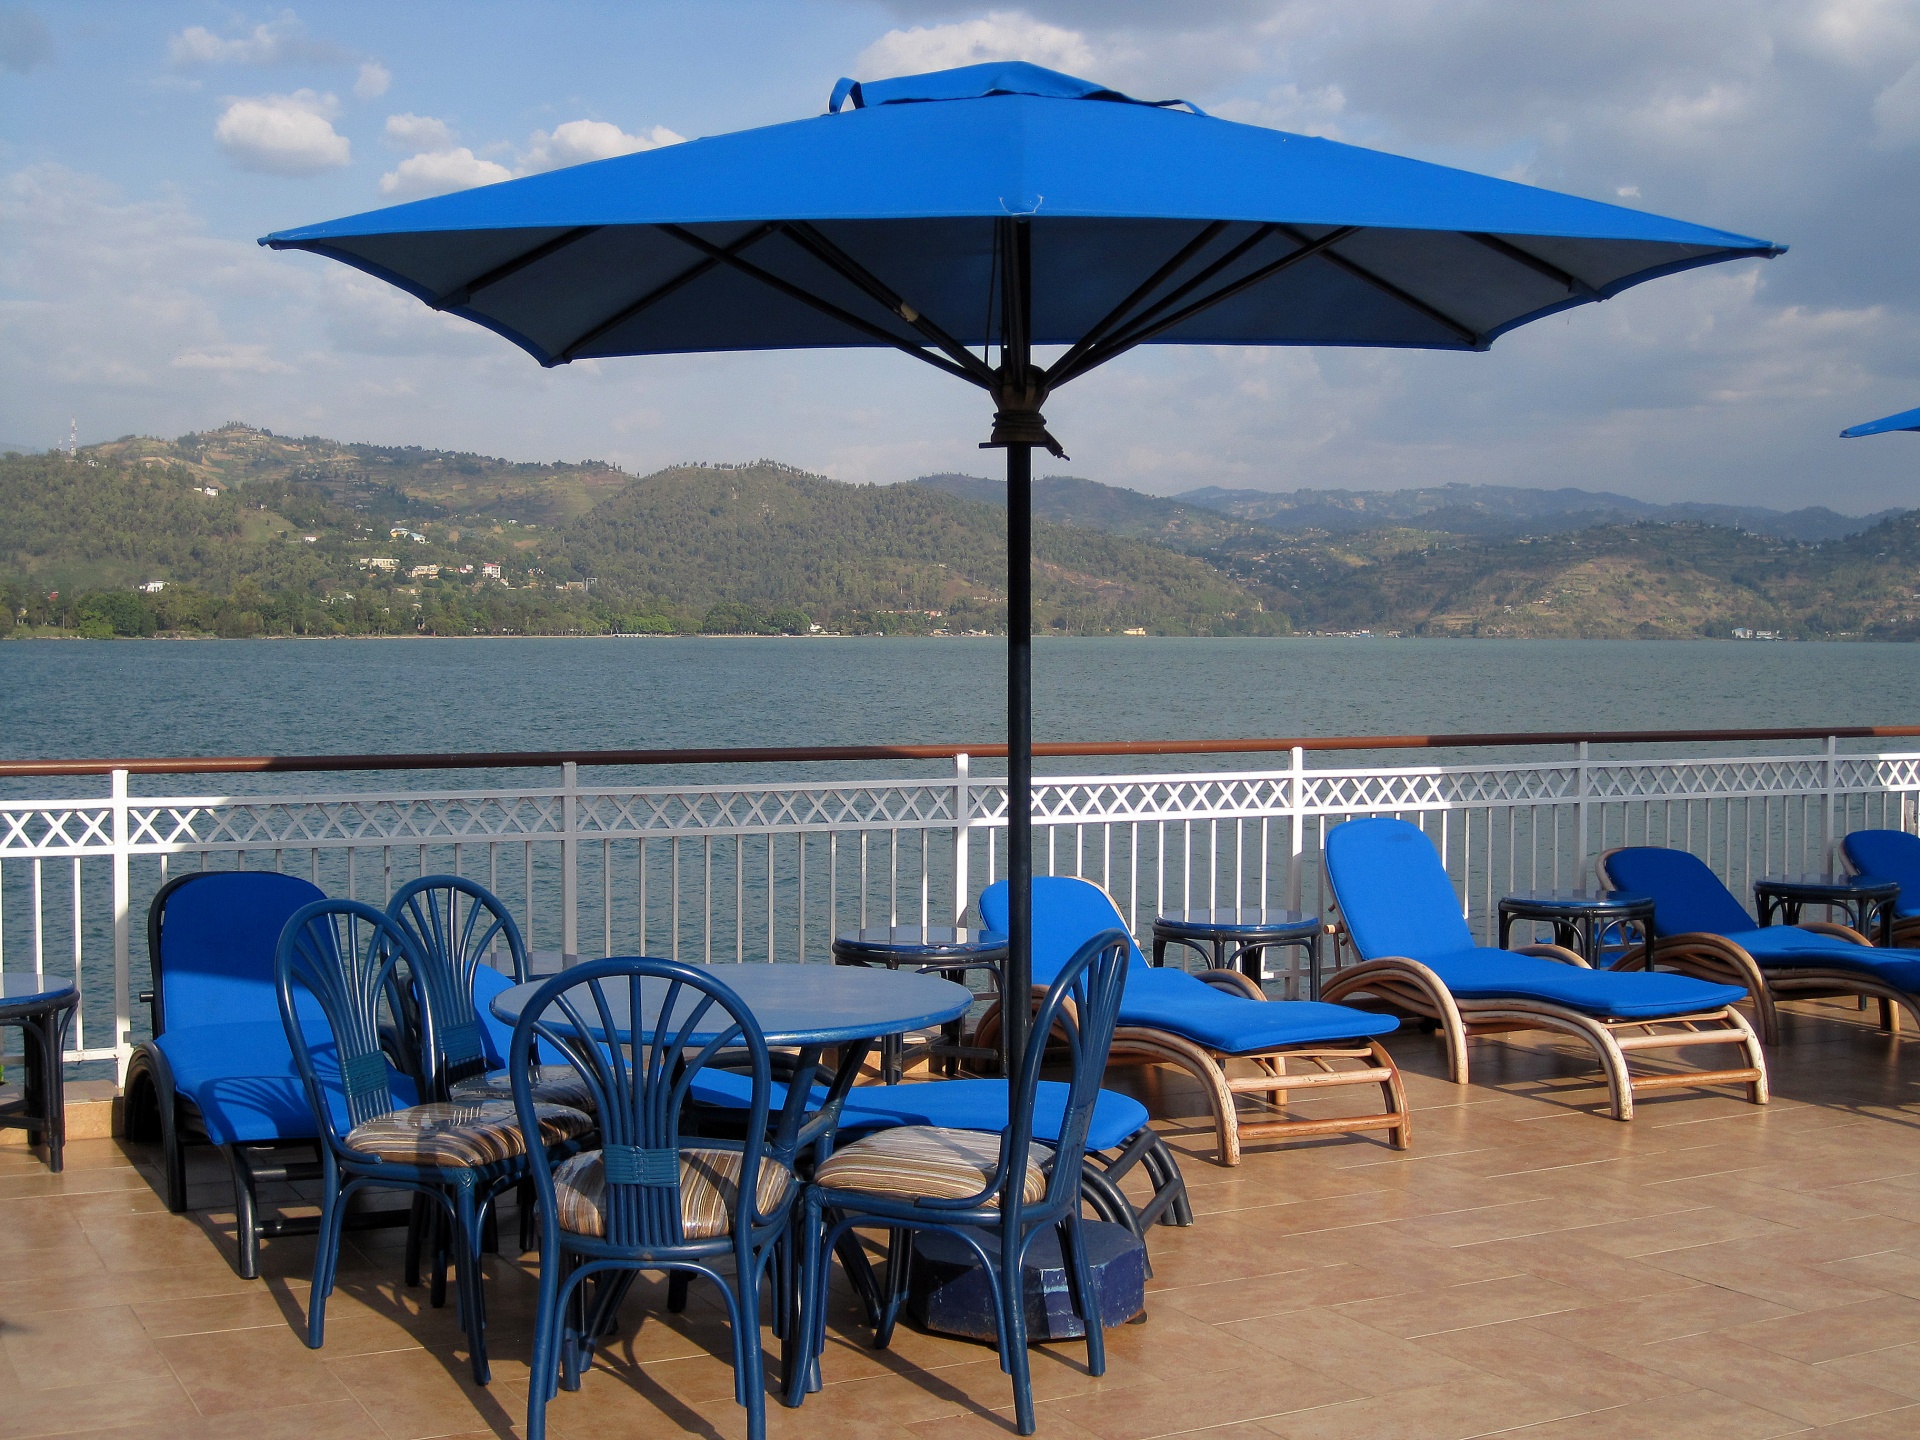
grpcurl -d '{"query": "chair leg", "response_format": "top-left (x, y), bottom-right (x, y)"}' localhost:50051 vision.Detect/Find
top-left (223, 1146), bottom-right (262, 1281)
top-left (527, 1246), bottom-right (561, 1440)
top-left (874, 1229), bottom-right (912, 1350)
top-left (667, 1270), bottom-right (691, 1313)
top-left (403, 1193), bottom-right (427, 1287)
top-left (1060, 1214), bottom-right (1104, 1378)
top-left (784, 1195), bottom-right (828, 1406)
top-left (452, 1186), bottom-right (491, 1385)
top-left (1373, 1042), bottom-right (1414, 1151)
top-left (1000, 1230), bottom-right (1035, 1435)
top-left (734, 1247), bottom-right (768, 1440)
top-left (306, 1171), bottom-right (346, 1350)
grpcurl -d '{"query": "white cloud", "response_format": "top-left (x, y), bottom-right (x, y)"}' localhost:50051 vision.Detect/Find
top-left (214, 90), bottom-right (349, 176)
top-left (354, 59), bottom-right (390, 99)
top-left (384, 112), bottom-right (456, 150)
top-left (167, 14), bottom-right (346, 68)
top-left (517, 119), bottom-right (684, 173)
top-left (855, 10), bottom-right (1096, 77)
top-left (378, 147), bottom-right (510, 201)
top-left (171, 344), bottom-right (295, 374)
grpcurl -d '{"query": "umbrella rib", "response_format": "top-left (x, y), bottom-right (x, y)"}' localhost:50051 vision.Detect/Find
top-left (1046, 221), bottom-right (1230, 386)
top-left (1280, 225), bottom-right (1481, 346)
top-left (1049, 224), bottom-right (1280, 389)
top-left (434, 226), bottom-right (605, 309)
top-left (1055, 226), bottom-right (1357, 384)
top-left (657, 224), bottom-right (986, 387)
top-left (1467, 233), bottom-right (1597, 296)
top-left (781, 222), bottom-right (998, 387)
top-left (553, 223), bottom-right (779, 364)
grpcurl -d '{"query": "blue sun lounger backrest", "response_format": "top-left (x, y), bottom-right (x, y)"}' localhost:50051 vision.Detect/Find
top-left (1323, 818), bottom-right (1474, 962)
top-left (1601, 847), bottom-right (1754, 937)
top-left (154, 871), bottom-right (329, 1035)
top-left (1841, 831), bottom-right (1920, 914)
top-left (979, 877), bottom-right (1149, 985)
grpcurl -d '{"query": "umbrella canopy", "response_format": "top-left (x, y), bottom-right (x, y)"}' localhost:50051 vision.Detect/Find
top-left (1842, 406), bottom-right (1920, 438)
top-left (264, 61), bottom-right (1784, 1067)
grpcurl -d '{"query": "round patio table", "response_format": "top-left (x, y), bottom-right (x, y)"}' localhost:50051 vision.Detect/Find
top-left (0, 974), bottom-right (79, 1173)
top-left (1497, 889), bottom-right (1656, 967)
top-left (1754, 874), bottom-right (1899, 948)
top-left (1151, 909), bottom-right (1323, 998)
top-left (831, 926), bottom-right (1006, 1082)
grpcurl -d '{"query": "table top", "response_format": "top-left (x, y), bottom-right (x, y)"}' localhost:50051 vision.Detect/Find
top-left (832, 926), bottom-right (1009, 958)
top-left (0, 973), bottom-right (77, 1005)
top-left (1755, 873), bottom-right (1900, 896)
top-left (490, 963), bottom-right (971, 1047)
top-left (1499, 889), bottom-right (1655, 913)
top-left (1154, 909), bottom-right (1319, 935)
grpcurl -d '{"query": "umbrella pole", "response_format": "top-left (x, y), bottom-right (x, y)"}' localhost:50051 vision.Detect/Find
top-left (1004, 438), bottom-right (1032, 1076)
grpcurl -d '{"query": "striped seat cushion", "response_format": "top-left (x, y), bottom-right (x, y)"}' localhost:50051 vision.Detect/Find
top-left (346, 1100), bottom-right (592, 1168)
top-left (551, 1146), bottom-right (794, 1240)
top-left (451, 1064), bottom-right (596, 1113)
top-left (813, 1126), bottom-right (1049, 1207)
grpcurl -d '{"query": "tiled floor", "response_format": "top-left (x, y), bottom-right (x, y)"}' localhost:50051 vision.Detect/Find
top-left (6, 994), bottom-right (1920, 1439)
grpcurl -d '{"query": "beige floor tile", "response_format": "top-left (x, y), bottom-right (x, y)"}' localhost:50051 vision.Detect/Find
top-left (1534, 1283), bottom-right (1796, 1355)
top-left (0, 1375), bottom-right (199, 1439)
top-left (1414, 1317), bottom-right (1690, 1410)
top-left (0, 1304), bottom-right (173, 1391)
top-left (1038, 1361), bottom-right (1359, 1440)
top-left (153, 1323), bottom-right (355, 1418)
top-left (326, 1345), bottom-right (524, 1440)
top-left (1725, 1294), bottom-right (1920, 1363)
top-left (1628, 1330), bottom-right (1912, 1426)
top-left (1154, 1263), bottom-right (1412, 1324)
top-left (1218, 1306), bottom-right (1484, 1396)
top-left (1332, 1272), bottom-right (1586, 1338)
top-left (1497, 1385), bottom-right (1811, 1439)
top-left (1256, 1371), bottom-right (1584, 1440)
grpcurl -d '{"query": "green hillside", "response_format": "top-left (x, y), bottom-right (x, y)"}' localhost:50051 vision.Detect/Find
top-left (0, 430), bottom-right (1280, 638)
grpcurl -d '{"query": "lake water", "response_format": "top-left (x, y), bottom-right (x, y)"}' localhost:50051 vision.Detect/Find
top-left (6, 636), bottom-right (1920, 787)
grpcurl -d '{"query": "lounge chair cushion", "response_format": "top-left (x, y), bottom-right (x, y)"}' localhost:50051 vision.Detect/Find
top-left (980, 877), bottom-right (1151, 983)
top-left (450, 1063), bottom-right (597, 1113)
top-left (157, 872), bottom-right (328, 1032)
top-left (152, 1020), bottom-right (421, 1145)
top-left (814, 1126), bottom-right (1049, 1206)
top-left (1602, 847), bottom-right (1760, 936)
top-left (1423, 948), bottom-right (1747, 1020)
top-left (551, 1145), bottom-right (794, 1239)
top-left (1323, 818), bottom-right (1479, 961)
top-left (346, 1099), bottom-right (592, 1168)
top-left (1119, 968), bottom-right (1399, 1053)
top-left (1720, 926), bottom-right (1920, 990)
top-left (1841, 830), bottom-right (1920, 918)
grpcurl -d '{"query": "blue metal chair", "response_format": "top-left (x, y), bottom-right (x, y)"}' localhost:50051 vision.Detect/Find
top-left (510, 958), bottom-right (800, 1440)
top-left (1322, 818), bottom-right (1767, 1120)
top-left (276, 898), bottom-right (593, 1384)
top-left (981, 877), bottom-right (1410, 1164)
top-left (787, 924), bottom-right (1130, 1435)
top-left (124, 870), bottom-right (337, 1278)
top-left (1604, 842), bottom-right (1920, 1045)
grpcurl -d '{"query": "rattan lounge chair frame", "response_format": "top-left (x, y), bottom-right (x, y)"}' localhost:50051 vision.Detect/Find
top-left (1320, 936), bottom-right (1767, 1122)
top-left (977, 960), bottom-right (1412, 1167)
top-left (1600, 846), bottom-right (1920, 1046)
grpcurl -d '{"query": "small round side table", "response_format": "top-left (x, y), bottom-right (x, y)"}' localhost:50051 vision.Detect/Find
top-left (1151, 909), bottom-right (1323, 998)
top-left (831, 926), bottom-right (1007, 1083)
top-left (1754, 874), bottom-right (1899, 948)
top-left (0, 974), bottom-right (79, 1173)
top-left (1497, 889), bottom-right (1656, 967)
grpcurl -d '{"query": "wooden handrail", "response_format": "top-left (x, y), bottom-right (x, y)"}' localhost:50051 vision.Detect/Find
top-left (3, 724), bottom-right (1918, 778)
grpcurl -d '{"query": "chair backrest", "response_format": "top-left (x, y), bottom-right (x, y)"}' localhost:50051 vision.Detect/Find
top-left (1599, 846), bottom-right (1754, 936)
top-left (1323, 817), bottom-right (1475, 961)
top-left (146, 870), bottom-right (328, 1036)
top-left (275, 898), bottom-right (426, 1147)
top-left (509, 957), bottom-right (775, 1251)
top-left (978, 876), bottom-right (1150, 984)
top-left (1004, 925), bottom-right (1132, 1223)
top-left (1842, 829), bottom-right (1920, 894)
top-left (386, 875), bottom-right (528, 1094)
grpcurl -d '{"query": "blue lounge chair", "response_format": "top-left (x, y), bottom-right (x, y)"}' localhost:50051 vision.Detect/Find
top-left (1603, 843), bottom-right (1920, 1045)
top-left (980, 876), bottom-right (1411, 1163)
top-left (1323, 818), bottom-right (1766, 1120)
top-left (124, 870), bottom-right (347, 1278)
top-left (1841, 829), bottom-right (1920, 949)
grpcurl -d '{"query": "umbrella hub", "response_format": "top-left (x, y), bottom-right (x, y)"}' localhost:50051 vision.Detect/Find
top-left (984, 370), bottom-right (1066, 459)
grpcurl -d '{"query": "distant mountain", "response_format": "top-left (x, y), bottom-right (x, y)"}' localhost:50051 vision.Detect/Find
top-left (913, 473), bottom-right (1265, 547)
top-left (1174, 482), bottom-right (1896, 543)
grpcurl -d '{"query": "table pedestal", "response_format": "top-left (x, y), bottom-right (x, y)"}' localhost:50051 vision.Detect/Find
top-left (908, 1220), bottom-right (1147, 1341)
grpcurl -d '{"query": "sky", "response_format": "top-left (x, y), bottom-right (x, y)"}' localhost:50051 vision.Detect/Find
top-left (3, 1), bottom-right (1920, 511)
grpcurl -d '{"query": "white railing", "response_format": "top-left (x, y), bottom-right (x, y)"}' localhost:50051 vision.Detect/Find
top-left (3, 737), bottom-right (1916, 1080)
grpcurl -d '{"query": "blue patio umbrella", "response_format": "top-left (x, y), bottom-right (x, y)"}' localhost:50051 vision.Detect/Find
top-left (1842, 406), bottom-right (1920, 437)
top-left (263, 61), bottom-right (1784, 1065)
